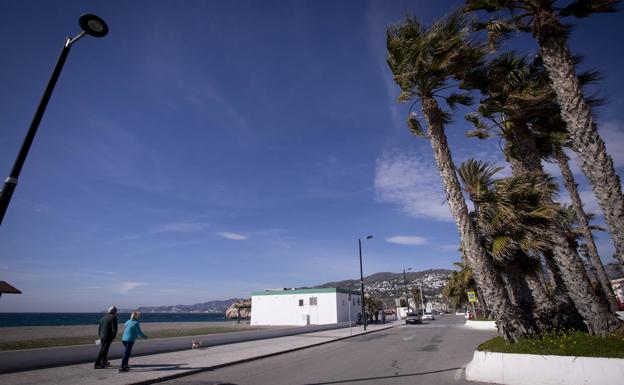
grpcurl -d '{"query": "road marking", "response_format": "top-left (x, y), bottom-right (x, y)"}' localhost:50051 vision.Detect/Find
top-left (402, 334), bottom-right (415, 341)
top-left (454, 366), bottom-right (465, 380)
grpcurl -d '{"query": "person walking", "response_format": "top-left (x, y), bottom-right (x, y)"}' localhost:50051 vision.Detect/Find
top-left (119, 311), bottom-right (148, 372)
top-left (94, 306), bottom-right (118, 369)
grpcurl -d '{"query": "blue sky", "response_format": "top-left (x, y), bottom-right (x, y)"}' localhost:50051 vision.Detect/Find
top-left (1, 0), bottom-right (623, 311)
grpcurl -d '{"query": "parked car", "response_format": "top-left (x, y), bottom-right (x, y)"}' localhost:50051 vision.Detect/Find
top-left (405, 312), bottom-right (422, 324)
top-left (422, 313), bottom-right (435, 321)
top-left (465, 311), bottom-right (473, 320)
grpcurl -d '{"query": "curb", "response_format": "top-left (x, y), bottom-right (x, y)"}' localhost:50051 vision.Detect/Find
top-left (465, 350), bottom-right (624, 385)
top-left (464, 320), bottom-right (497, 330)
top-left (130, 324), bottom-right (399, 385)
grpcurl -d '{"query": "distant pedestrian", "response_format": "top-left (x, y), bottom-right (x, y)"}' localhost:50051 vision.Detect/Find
top-left (119, 311), bottom-right (148, 372)
top-left (357, 312), bottom-right (362, 325)
top-left (381, 311), bottom-right (386, 324)
top-left (94, 306), bottom-right (118, 369)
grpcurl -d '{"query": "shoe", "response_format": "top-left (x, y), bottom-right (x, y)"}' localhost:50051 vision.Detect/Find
top-left (118, 367), bottom-right (129, 372)
top-left (104, 361), bottom-right (111, 367)
top-left (94, 365), bottom-right (105, 369)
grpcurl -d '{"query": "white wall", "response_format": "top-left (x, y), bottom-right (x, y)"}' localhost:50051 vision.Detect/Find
top-left (252, 292), bottom-right (355, 326)
top-left (335, 292), bottom-right (361, 323)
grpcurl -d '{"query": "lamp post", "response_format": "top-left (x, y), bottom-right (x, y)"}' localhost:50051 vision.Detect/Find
top-left (358, 235), bottom-right (373, 330)
top-left (420, 283), bottom-right (425, 317)
top-left (403, 267), bottom-right (412, 313)
top-left (0, 14), bottom-right (109, 226)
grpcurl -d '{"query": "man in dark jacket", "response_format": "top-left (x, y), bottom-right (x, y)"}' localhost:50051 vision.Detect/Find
top-left (94, 306), bottom-right (118, 369)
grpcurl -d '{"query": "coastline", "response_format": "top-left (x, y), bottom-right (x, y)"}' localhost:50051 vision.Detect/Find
top-left (0, 321), bottom-right (256, 343)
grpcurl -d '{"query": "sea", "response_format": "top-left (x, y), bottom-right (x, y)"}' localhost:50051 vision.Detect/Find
top-left (0, 313), bottom-right (227, 327)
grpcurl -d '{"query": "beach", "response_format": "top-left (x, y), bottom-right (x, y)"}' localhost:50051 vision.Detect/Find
top-left (0, 321), bottom-right (259, 343)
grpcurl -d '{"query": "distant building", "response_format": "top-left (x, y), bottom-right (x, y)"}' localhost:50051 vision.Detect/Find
top-left (251, 288), bottom-right (361, 326)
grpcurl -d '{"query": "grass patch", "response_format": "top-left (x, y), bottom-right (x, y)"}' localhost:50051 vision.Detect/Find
top-left (472, 316), bottom-right (492, 321)
top-left (0, 326), bottom-right (263, 352)
top-left (478, 329), bottom-right (624, 358)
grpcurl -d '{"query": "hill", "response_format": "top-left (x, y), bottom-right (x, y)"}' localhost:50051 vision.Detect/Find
top-left (314, 269), bottom-right (453, 304)
top-left (137, 298), bottom-right (241, 314)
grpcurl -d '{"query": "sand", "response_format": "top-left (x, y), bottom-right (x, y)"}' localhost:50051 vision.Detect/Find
top-left (0, 321), bottom-right (259, 343)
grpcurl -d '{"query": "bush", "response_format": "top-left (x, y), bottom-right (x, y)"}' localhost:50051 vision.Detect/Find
top-left (478, 329), bottom-right (624, 358)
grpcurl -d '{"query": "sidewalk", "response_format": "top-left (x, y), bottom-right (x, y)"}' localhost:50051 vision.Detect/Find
top-left (0, 321), bottom-right (398, 385)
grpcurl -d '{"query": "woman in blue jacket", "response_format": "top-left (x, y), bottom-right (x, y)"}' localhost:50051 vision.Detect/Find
top-left (119, 311), bottom-right (147, 372)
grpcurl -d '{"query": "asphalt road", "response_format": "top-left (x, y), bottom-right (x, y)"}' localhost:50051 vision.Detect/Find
top-left (160, 316), bottom-right (494, 385)
top-left (0, 322), bottom-right (353, 374)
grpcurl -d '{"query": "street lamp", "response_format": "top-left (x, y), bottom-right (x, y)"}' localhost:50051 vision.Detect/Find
top-left (358, 235), bottom-right (373, 330)
top-left (403, 267), bottom-right (412, 313)
top-left (0, 14), bottom-right (109, 226)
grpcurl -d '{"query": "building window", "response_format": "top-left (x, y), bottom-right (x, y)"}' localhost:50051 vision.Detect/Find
top-left (299, 299), bottom-right (304, 307)
top-left (310, 297), bottom-right (318, 306)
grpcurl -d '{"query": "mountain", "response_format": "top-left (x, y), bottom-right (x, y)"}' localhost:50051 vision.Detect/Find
top-left (314, 269), bottom-right (453, 304)
top-left (131, 269), bottom-right (455, 313)
top-left (137, 298), bottom-right (241, 314)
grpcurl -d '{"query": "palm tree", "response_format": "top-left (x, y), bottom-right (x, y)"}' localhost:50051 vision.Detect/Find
top-left (387, 12), bottom-right (534, 341)
top-left (460, 53), bottom-right (619, 334)
top-left (460, 159), bottom-right (586, 330)
top-left (465, 0), bottom-right (624, 282)
top-left (553, 145), bottom-right (620, 312)
top-left (513, 54), bottom-right (621, 313)
top-left (443, 262), bottom-right (477, 311)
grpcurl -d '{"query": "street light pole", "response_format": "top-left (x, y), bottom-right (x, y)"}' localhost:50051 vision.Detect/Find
top-left (358, 235), bottom-right (373, 331)
top-left (0, 14), bottom-right (108, 227)
top-left (420, 283), bottom-right (425, 316)
top-left (402, 268), bottom-right (411, 313)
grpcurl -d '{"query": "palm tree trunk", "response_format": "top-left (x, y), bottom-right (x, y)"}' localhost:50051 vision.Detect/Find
top-left (554, 146), bottom-right (620, 312)
top-left (534, 8), bottom-right (624, 269)
top-left (421, 96), bottom-right (535, 341)
top-left (505, 121), bottom-right (620, 334)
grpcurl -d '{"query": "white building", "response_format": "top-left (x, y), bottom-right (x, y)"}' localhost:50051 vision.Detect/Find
top-left (250, 288), bottom-right (362, 326)
top-left (612, 278), bottom-right (624, 307)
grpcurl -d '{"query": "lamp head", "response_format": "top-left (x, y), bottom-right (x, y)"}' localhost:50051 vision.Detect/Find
top-left (79, 14), bottom-right (108, 38)
top-left (366, 235), bottom-right (373, 240)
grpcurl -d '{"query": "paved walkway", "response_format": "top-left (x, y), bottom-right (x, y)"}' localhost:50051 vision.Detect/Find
top-left (0, 322), bottom-right (399, 385)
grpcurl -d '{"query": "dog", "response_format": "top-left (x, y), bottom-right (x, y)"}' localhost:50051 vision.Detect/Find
top-left (191, 340), bottom-right (201, 349)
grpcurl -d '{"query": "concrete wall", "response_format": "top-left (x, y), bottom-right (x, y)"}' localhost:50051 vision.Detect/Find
top-left (466, 350), bottom-right (624, 385)
top-left (335, 292), bottom-right (361, 323)
top-left (251, 292), bottom-right (346, 326)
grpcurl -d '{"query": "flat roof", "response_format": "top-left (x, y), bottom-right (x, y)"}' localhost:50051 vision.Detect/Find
top-left (252, 287), bottom-right (361, 296)
top-left (0, 281), bottom-right (22, 294)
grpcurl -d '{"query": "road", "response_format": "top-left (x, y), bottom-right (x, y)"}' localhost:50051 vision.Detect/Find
top-left (0, 322), bottom-right (351, 374)
top-left (160, 315), bottom-right (494, 385)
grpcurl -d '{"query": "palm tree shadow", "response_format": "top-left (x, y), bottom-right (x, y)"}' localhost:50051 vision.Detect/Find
top-left (129, 364), bottom-right (202, 372)
top-left (301, 367), bottom-right (462, 385)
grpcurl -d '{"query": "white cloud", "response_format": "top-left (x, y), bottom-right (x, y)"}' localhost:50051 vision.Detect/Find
top-left (153, 222), bottom-right (206, 233)
top-left (385, 235), bottom-right (427, 245)
top-left (115, 282), bottom-right (145, 294)
top-left (543, 120), bottom-right (624, 178)
top-left (218, 231), bottom-right (248, 240)
top-left (375, 150), bottom-right (453, 222)
top-left (601, 121), bottom-right (624, 169)
top-left (558, 188), bottom-right (603, 216)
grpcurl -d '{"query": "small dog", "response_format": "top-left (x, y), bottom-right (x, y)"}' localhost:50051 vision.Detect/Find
top-left (191, 340), bottom-right (201, 349)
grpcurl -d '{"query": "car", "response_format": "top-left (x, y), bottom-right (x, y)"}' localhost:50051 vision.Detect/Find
top-left (405, 312), bottom-right (422, 324)
top-left (422, 313), bottom-right (435, 321)
top-left (465, 311), bottom-right (473, 320)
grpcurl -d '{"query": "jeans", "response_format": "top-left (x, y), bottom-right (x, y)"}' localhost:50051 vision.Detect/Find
top-left (121, 341), bottom-right (135, 368)
top-left (95, 339), bottom-right (113, 366)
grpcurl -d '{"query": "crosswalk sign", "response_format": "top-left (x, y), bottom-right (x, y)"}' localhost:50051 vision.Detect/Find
top-left (466, 290), bottom-right (477, 303)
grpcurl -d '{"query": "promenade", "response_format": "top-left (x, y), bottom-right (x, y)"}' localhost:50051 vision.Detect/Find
top-left (0, 321), bottom-right (398, 385)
